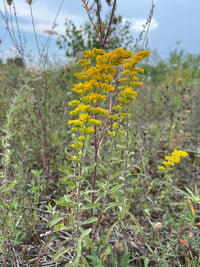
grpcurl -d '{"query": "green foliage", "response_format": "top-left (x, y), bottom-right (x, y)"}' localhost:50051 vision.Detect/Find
top-left (1, 37), bottom-right (200, 265)
top-left (141, 46), bottom-right (200, 85)
top-left (57, 17), bottom-right (133, 56)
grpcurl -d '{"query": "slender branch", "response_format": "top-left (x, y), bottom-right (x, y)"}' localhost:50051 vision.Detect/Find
top-left (91, 122), bottom-right (98, 212)
top-left (81, 0), bottom-right (102, 46)
top-left (41, 0), bottom-right (64, 59)
top-left (141, 0), bottom-right (155, 50)
top-left (29, 4), bottom-right (42, 61)
top-left (103, 0), bottom-right (117, 48)
top-left (96, 0), bottom-right (103, 48)
top-left (9, 5), bottom-right (18, 48)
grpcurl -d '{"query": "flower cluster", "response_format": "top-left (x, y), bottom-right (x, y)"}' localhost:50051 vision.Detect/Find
top-left (68, 47), bottom-right (150, 157)
top-left (158, 149), bottom-right (188, 171)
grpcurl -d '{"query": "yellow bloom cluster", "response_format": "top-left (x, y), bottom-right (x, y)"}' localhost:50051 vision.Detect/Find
top-left (68, 47), bottom-right (149, 151)
top-left (158, 149), bottom-right (188, 171)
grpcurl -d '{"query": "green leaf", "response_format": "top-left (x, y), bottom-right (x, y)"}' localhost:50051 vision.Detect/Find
top-left (55, 195), bottom-right (74, 207)
top-left (7, 179), bottom-right (18, 191)
top-left (60, 180), bottom-right (75, 187)
top-left (108, 184), bottom-right (123, 195)
top-left (144, 257), bottom-right (150, 267)
top-left (80, 228), bottom-right (92, 239)
top-left (103, 222), bottom-right (117, 247)
top-left (81, 217), bottom-right (97, 225)
top-left (49, 217), bottom-right (63, 227)
top-left (53, 246), bottom-right (74, 262)
top-left (80, 189), bottom-right (99, 195)
top-left (105, 202), bottom-right (122, 211)
top-left (128, 212), bottom-right (144, 235)
top-left (83, 203), bottom-right (101, 210)
top-left (72, 239), bottom-right (82, 266)
top-left (109, 170), bottom-right (121, 180)
top-left (83, 235), bottom-right (96, 249)
top-left (81, 255), bottom-right (90, 267)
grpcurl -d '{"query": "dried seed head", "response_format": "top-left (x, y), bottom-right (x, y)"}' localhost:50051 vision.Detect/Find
top-left (114, 240), bottom-right (125, 256)
top-left (6, 0), bottom-right (13, 5)
top-left (26, 0), bottom-right (34, 4)
top-left (44, 30), bottom-right (58, 35)
top-left (153, 222), bottom-right (162, 232)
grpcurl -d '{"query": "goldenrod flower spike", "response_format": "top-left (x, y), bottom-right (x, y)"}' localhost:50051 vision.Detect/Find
top-left (68, 47), bottom-right (150, 157)
top-left (158, 149), bottom-right (188, 171)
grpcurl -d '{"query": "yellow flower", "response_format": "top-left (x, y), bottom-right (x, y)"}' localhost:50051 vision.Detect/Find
top-left (113, 122), bottom-right (118, 128)
top-left (108, 131), bottom-right (115, 136)
top-left (68, 47), bottom-right (150, 150)
top-left (69, 104), bottom-right (91, 116)
top-left (79, 126), bottom-right (94, 135)
top-left (71, 142), bottom-right (83, 149)
top-left (90, 107), bottom-right (109, 116)
top-left (79, 113), bottom-right (91, 121)
top-left (122, 69), bottom-right (130, 76)
top-left (113, 105), bottom-right (122, 110)
top-left (79, 136), bottom-right (87, 141)
top-left (118, 78), bottom-right (127, 83)
top-left (83, 92), bottom-right (106, 103)
top-left (158, 166), bottom-right (167, 171)
top-left (74, 72), bottom-right (88, 80)
top-left (79, 59), bottom-right (91, 67)
top-left (88, 118), bottom-right (102, 126)
top-left (68, 120), bottom-right (84, 127)
top-left (72, 156), bottom-right (77, 161)
top-left (71, 127), bottom-right (78, 132)
top-left (159, 149), bottom-right (188, 171)
top-left (68, 99), bottom-right (80, 106)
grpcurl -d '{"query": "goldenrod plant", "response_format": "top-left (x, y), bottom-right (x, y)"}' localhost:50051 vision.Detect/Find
top-left (3, 0), bottom-right (200, 266)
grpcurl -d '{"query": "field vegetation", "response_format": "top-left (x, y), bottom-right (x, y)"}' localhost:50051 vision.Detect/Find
top-left (1, 0), bottom-right (200, 266)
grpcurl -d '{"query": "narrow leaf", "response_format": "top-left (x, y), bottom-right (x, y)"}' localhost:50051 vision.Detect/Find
top-left (49, 217), bottom-right (63, 227)
top-left (80, 228), bottom-right (92, 239)
top-left (108, 184), bottom-right (123, 195)
top-left (53, 246), bottom-right (73, 262)
top-left (83, 203), bottom-right (101, 209)
top-left (103, 222), bottom-right (117, 247)
top-left (81, 217), bottom-right (97, 225)
top-left (109, 171), bottom-right (121, 180)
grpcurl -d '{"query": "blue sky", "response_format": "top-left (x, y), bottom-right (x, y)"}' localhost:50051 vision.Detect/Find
top-left (0, 0), bottom-right (199, 64)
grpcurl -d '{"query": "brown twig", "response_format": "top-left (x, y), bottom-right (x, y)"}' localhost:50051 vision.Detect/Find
top-left (103, 0), bottom-right (117, 49)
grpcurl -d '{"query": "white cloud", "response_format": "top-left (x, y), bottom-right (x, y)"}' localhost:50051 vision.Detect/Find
top-left (124, 17), bottom-right (158, 32)
top-left (0, 47), bottom-right (18, 62)
top-left (0, 0), bottom-right (85, 37)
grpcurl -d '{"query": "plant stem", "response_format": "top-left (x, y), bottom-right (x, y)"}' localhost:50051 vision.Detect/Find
top-left (96, 0), bottom-right (103, 47)
top-left (103, 0), bottom-right (117, 48)
top-left (91, 123), bottom-right (98, 217)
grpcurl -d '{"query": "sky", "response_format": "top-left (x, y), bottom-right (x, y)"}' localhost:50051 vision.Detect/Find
top-left (0, 0), bottom-right (200, 65)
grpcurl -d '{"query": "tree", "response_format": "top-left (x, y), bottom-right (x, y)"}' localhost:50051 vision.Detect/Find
top-left (57, 0), bottom-right (134, 56)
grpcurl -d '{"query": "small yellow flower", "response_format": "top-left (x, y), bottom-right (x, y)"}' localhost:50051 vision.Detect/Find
top-left (71, 142), bottom-right (83, 149)
top-left (72, 156), bottom-right (77, 161)
top-left (79, 127), bottom-right (94, 135)
top-left (159, 149), bottom-right (188, 171)
top-left (71, 127), bottom-right (78, 132)
top-left (113, 122), bottom-right (118, 128)
top-left (107, 131), bottom-right (115, 136)
top-left (88, 118), bottom-right (102, 126)
top-left (79, 136), bottom-right (87, 142)
top-left (158, 166), bottom-right (166, 171)
top-left (118, 129), bottom-right (125, 134)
